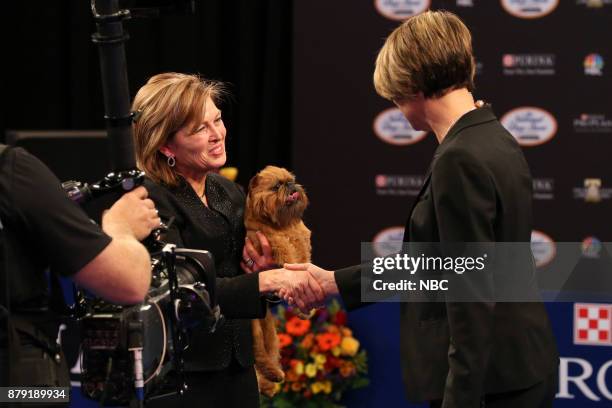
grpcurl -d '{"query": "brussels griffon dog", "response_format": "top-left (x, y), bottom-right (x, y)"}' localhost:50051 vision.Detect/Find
top-left (245, 166), bottom-right (311, 397)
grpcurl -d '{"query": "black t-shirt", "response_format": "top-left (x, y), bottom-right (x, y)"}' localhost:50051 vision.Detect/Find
top-left (0, 146), bottom-right (112, 309)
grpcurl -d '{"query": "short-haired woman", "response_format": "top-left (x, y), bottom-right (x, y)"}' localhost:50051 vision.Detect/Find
top-left (282, 11), bottom-right (558, 408)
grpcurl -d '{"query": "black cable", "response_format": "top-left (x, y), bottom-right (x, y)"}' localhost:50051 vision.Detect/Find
top-left (99, 357), bottom-right (113, 407)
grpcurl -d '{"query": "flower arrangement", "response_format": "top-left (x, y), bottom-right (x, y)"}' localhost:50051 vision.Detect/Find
top-left (261, 299), bottom-right (369, 408)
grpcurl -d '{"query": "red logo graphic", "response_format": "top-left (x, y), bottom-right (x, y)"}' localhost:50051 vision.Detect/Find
top-left (574, 303), bottom-right (612, 346)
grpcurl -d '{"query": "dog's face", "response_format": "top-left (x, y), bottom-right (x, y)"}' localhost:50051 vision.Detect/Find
top-left (246, 166), bottom-right (308, 228)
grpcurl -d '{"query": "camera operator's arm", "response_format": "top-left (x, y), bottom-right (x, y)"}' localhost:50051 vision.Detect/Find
top-left (73, 187), bottom-right (159, 304)
top-left (10, 148), bottom-right (156, 305)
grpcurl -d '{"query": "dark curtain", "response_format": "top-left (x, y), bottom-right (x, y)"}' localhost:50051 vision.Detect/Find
top-left (1, 0), bottom-right (293, 186)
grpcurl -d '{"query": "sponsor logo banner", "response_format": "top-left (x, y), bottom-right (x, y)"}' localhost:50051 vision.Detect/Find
top-left (573, 113), bottom-right (612, 133)
top-left (574, 303), bottom-right (612, 346)
top-left (502, 53), bottom-right (556, 76)
top-left (375, 174), bottom-right (425, 196)
top-left (531, 230), bottom-right (556, 268)
top-left (584, 53), bottom-right (605, 76)
top-left (501, 107), bottom-right (557, 146)
top-left (500, 0), bottom-right (559, 18)
top-left (372, 226), bottom-right (405, 257)
top-left (577, 0), bottom-right (612, 8)
top-left (373, 108), bottom-right (428, 146)
top-left (374, 0), bottom-right (430, 21)
top-left (573, 178), bottom-right (612, 203)
top-left (582, 236), bottom-right (603, 258)
top-left (533, 178), bottom-right (555, 200)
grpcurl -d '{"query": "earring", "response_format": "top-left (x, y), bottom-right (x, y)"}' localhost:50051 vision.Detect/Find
top-left (167, 155), bottom-right (176, 167)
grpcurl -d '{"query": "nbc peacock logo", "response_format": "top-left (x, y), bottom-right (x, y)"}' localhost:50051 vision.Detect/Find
top-left (584, 53), bottom-right (604, 76)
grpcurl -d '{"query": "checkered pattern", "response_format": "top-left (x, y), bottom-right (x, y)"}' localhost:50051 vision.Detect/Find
top-left (574, 303), bottom-right (612, 346)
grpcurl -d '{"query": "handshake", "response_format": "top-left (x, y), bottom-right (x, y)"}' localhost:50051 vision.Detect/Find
top-left (243, 232), bottom-right (339, 311)
top-left (259, 263), bottom-right (339, 312)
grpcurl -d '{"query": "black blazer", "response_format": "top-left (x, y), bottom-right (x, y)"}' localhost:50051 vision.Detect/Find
top-left (145, 173), bottom-right (266, 372)
top-left (335, 107), bottom-right (558, 406)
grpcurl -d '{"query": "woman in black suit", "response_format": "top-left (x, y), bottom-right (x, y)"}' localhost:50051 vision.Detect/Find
top-left (281, 11), bottom-right (558, 408)
top-left (131, 72), bottom-right (323, 407)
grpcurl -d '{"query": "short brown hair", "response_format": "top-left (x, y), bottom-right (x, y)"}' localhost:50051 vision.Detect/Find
top-left (131, 72), bottom-right (225, 186)
top-left (373, 10), bottom-right (475, 100)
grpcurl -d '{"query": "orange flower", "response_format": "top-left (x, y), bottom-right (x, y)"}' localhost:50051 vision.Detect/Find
top-left (278, 333), bottom-right (293, 348)
top-left (285, 369), bottom-right (299, 382)
top-left (315, 332), bottom-right (341, 351)
top-left (286, 317), bottom-right (311, 337)
top-left (300, 333), bottom-right (314, 349)
top-left (340, 361), bottom-right (356, 378)
top-left (291, 382), bottom-right (304, 392)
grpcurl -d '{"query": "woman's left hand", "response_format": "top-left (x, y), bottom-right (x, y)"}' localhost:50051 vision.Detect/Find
top-left (241, 231), bottom-right (276, 273)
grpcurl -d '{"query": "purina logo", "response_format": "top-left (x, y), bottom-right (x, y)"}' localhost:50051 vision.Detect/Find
top-left (375, 174), bottom-right (425, 196)
top-left (500, 0), bottom-right (559, 19)
top-left (557, 357), bottom-right (612, 401)
top-left (533, 178), bottom-right (554, 200)
top-left (373, 108), bottom-right (428, 146)
top-left (501, 107), bottom-right (557, 146)
top-left (502, 54), bottom-right (555, 76)
top-left (573, 113), bottom-right (612, 133)
top-left (573, 178), bottom-right (612, 203)
top-left (582, 236), bottom-right (603, 258)
top-left (584, 53), bottom-right (605, 76)
top-left (372, 226), bottom-right (405, 257)
top-left (574, 303), bottom-right (612, 346)
top-left (374, 0), bottom-right (430, 21)
top-left (530, 230), bottom-right (556, 268)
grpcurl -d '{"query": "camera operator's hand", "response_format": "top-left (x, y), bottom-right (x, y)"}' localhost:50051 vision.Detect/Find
top-left (102, 186), bottom-right (161, 241)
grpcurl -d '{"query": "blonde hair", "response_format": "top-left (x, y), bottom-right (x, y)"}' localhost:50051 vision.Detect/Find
top-left (131, 72), bottom-right (225, 186)
top-left (373, 10), bottom-right (475, 101)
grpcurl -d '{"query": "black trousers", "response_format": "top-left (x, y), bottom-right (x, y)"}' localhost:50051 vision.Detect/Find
top-left (146, 358), bottom-right (260, 408)
top-left (430, 370), bottom-right (557, 408)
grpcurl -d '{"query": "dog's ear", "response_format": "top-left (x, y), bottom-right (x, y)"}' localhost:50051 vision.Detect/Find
top-left (248, 173), bottom-right (260, 192)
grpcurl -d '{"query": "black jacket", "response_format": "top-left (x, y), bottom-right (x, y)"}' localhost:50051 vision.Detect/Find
top-left (145, 173), bottom-right (266, 371)
top-left (335, 107), bottom-right (558, 406)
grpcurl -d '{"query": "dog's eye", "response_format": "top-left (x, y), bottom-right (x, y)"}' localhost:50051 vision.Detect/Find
top-left (272, 182), bottom-right (281, 191)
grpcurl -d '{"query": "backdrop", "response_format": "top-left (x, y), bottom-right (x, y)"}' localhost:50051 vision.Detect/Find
top-left (293, 1), bottom-right (612, 407)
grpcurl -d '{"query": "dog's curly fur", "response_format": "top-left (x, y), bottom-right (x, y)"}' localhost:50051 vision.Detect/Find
top-left (245, 166), bottom-right (311, 397)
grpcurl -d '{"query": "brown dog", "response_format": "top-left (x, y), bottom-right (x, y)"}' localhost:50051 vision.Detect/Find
top-left (245, 166), bottom-right (311, 397)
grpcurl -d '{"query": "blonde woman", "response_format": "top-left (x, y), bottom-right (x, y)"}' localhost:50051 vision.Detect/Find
top-left (132, 72), bottom-right (323, 407)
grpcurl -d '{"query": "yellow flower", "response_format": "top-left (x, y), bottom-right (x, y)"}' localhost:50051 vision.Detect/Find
top-left (331, 346), bottom-right (341, 357)
top-left (341, 336), bottom-right (360, 356)
top-left (321, 380), bottom-right (332, 394)
top-left (311, 382), bottom-right (323, 394)
top-left (314, 353), bottom-right (326, 368)
top-left (294, 361), bottom-right (304, 375)
top-left (273, 383), bottom-right (282, 394)
top-left (305, 363), bottom-right (317, 378)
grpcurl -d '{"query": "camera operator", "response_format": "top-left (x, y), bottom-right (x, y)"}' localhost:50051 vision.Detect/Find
top-left (0, 144), bottom-right (160, 388)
